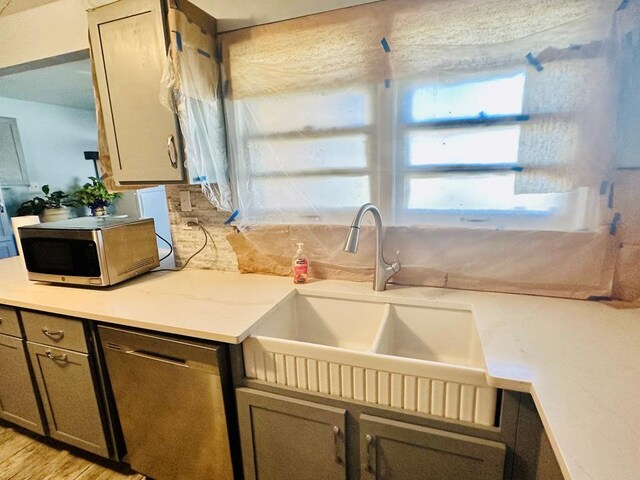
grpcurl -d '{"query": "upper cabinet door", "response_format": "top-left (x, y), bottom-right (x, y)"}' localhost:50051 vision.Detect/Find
top-left (89, 0), bottom-right (185, 185)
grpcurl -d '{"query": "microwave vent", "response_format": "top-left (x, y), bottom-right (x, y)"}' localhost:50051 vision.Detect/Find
top-left (120, 257), bottom-right (156, 275)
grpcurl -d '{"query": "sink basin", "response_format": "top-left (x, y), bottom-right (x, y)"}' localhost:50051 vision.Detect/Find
top-left (243, 291), bottom-right (497, 426)
top-left (373, 304), bottom-right (484, 369)
top-left (250, 294), bottom-right (386, 351)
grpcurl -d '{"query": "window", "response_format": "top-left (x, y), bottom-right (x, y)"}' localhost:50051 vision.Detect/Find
top-left (234, 88), bottom-right (374, 221)
top-left (394, 73), bottom-right (587, 229)
top-left (230, 73), bottom-right (593, 230)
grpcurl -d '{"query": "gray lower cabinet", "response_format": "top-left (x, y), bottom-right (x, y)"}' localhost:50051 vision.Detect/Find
top-left (360, 414), bottom-right (505, 480)
top-left (0, 333), bottom-right (45, 434)
top-left (511, 395), bottom-right (564, 480)
top-left (237, 388), bottom-right (347, 480)
top-left (27, 341), bottom-right (109, 457)
top-left (237, 388), bottom-right (506, 480)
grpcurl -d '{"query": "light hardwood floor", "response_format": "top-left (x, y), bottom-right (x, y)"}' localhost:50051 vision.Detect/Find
top-left (0, 423), bottom-right (145, 480)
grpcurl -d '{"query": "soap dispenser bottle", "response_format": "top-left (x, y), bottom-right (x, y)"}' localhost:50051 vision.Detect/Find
top-left (292, 242), bottom-right (309, 284)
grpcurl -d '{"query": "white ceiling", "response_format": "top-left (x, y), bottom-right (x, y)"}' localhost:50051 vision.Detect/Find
top-left (0, 0), bottom-right (58, 16)
top-left (0, 58), bottom-right (95, 110)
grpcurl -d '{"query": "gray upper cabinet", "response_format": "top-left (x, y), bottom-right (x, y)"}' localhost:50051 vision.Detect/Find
top-left (237, 388), bottom-right (347, 480)
top-left (360, 414), bottom-right (506, 480)
top-left (88, 0), bottom-right (185, 185)
top-left (0, 116), bottom-right (29, 186)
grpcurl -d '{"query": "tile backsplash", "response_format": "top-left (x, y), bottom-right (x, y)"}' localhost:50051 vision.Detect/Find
top-left (165, 186), bottom-right (238, 272)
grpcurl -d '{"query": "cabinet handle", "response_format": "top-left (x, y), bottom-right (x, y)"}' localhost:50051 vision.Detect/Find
top-left (365, 434), bottom-right (375, 473)
top-left (46, 351), bottom-right (68, 362)
top-left (42, 328), bottom-right (64, 339)
top-left (333, 425), bottom-right (342, 465)
top-left (167, 135), bottom-right (178, 169)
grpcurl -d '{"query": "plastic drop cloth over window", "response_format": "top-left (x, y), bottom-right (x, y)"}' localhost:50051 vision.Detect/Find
top-left (215, 0), bottom-right (638, 299)
top-left (161, 8), bottom-right (232, 213)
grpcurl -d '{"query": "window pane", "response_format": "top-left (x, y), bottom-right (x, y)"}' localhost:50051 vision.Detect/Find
top-left (244, 89), bottom-right (370, 134)
top-left (408, 126), bottom-right (521, 166)
top-left (408, 73), bottom-right (525, 122)
top-left (253, 175), bottom-right (370, 210)
top-left (407, 172), bottom-right (564, 212)
top-left (249, 135), bottom-right (368, 174)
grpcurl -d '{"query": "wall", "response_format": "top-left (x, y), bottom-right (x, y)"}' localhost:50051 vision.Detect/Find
top-left (0, 96), bottom-right (97, 214)
top-left (0, 0), bottom-right (377, 71)
top-left (164, 1), bottom-right (640, 304)
top-left (0, 0), bottom-right (89, 70)
top-left (612, 170), bottom-right (640, 302)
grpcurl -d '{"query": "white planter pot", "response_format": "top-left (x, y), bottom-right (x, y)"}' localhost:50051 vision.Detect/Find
top-left (40, 207), bottom-right (71, 223)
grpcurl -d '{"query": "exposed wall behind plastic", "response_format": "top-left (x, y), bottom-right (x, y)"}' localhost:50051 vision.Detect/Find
top-left (165, 185), bottom-right (238, 272)
top-left (167, 183), bottom-right (640, 302)
top-left (165, 0), bottom-right (640, 303)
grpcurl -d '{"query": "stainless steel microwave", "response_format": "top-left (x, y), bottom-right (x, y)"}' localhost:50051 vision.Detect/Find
top-left (19, 217), bottom-right (160, 287)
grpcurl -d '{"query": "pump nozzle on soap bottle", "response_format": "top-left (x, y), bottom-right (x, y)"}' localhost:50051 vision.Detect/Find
top-left (292, 242), bottom-right (309, 284)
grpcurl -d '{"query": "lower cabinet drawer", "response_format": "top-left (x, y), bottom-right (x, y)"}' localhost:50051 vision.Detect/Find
top-left (27, 341), bottom-right (109, 457)
top-left (22, 311), bottom-right (88, 353)
top-left (0, 305), bottom-right (21, 338)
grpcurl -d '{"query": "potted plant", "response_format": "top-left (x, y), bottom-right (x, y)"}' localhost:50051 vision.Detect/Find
top-left (16, 185), bottom-right (77, 222)
top-left (74, 176), bottom-right (120, 216)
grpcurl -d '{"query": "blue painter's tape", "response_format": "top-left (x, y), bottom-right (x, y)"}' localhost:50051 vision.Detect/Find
top-left (381, 37), bottom-right (391, 53)
top-left (600, 180), bottom-right (609, 195)
top-left (174, 30), bottom-right (183, 51)
top-left (197, 48), bottom-right (211, 58)
top-left (610, 212), bottom-right (621, 235)
top-left (617, 0), bottom-right (629, 11)
top-left (525, 52), bottom-right (543, 72)
top-left (192, 176), bottom-right (207, 183)
top-left (224, 210), bottom-right (239, 225)
top-left (384, 79), bottom-right (391, 89)
top-left (511, 166), bottom-right (524, 172)
top-left (608, 182), bottom-right (616, 208)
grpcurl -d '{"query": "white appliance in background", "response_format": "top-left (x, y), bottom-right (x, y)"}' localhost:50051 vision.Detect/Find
top-left (113, 186), bottom-right (175, 269)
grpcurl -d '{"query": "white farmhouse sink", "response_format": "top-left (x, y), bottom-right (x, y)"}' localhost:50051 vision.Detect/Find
top-left (251, 294), bottom-right (386, 351)
top-left (373, 304), bottom-right (485, 368)
top-left (243, 291), bottom-right (497, 426)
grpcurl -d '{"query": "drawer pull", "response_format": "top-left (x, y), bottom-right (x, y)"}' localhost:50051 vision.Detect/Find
top-left (333, 425), bottom-right (342, 464)
top-left (42, 328), bottom-right (65, 339)
top-left (46, 351), bottom-right (68, 362)
top-left (365, 434), bottom-right (375, 473)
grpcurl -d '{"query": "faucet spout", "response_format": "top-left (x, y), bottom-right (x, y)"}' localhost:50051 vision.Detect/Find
top-left (343, 203), bottom-right (400, 291)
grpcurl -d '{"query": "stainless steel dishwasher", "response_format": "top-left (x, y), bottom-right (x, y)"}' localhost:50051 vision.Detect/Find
top-left (98, 325), bottom-right (236, 480)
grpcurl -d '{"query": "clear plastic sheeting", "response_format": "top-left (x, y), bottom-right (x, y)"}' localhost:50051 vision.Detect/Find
top-left (161, 8), bottom-right (232, 212)
top-left (216, 0), bottom-right (639, 298)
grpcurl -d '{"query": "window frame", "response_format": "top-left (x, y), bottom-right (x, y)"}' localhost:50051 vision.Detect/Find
top-left (389, 74), bottom-right (595, 230)
top-left (227, 74), bottom-right (597, 231)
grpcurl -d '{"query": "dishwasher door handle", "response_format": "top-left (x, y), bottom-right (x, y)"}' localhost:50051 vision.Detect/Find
top-left (125, 349), bottom-right (189, 368)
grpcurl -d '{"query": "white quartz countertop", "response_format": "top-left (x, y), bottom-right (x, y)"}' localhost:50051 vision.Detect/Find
top-left (0, 256), bottom-right (638, 480)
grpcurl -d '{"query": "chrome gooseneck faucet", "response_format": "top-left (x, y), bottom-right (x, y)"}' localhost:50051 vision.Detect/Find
top-left (344, 203), bottom-right (401, 291)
